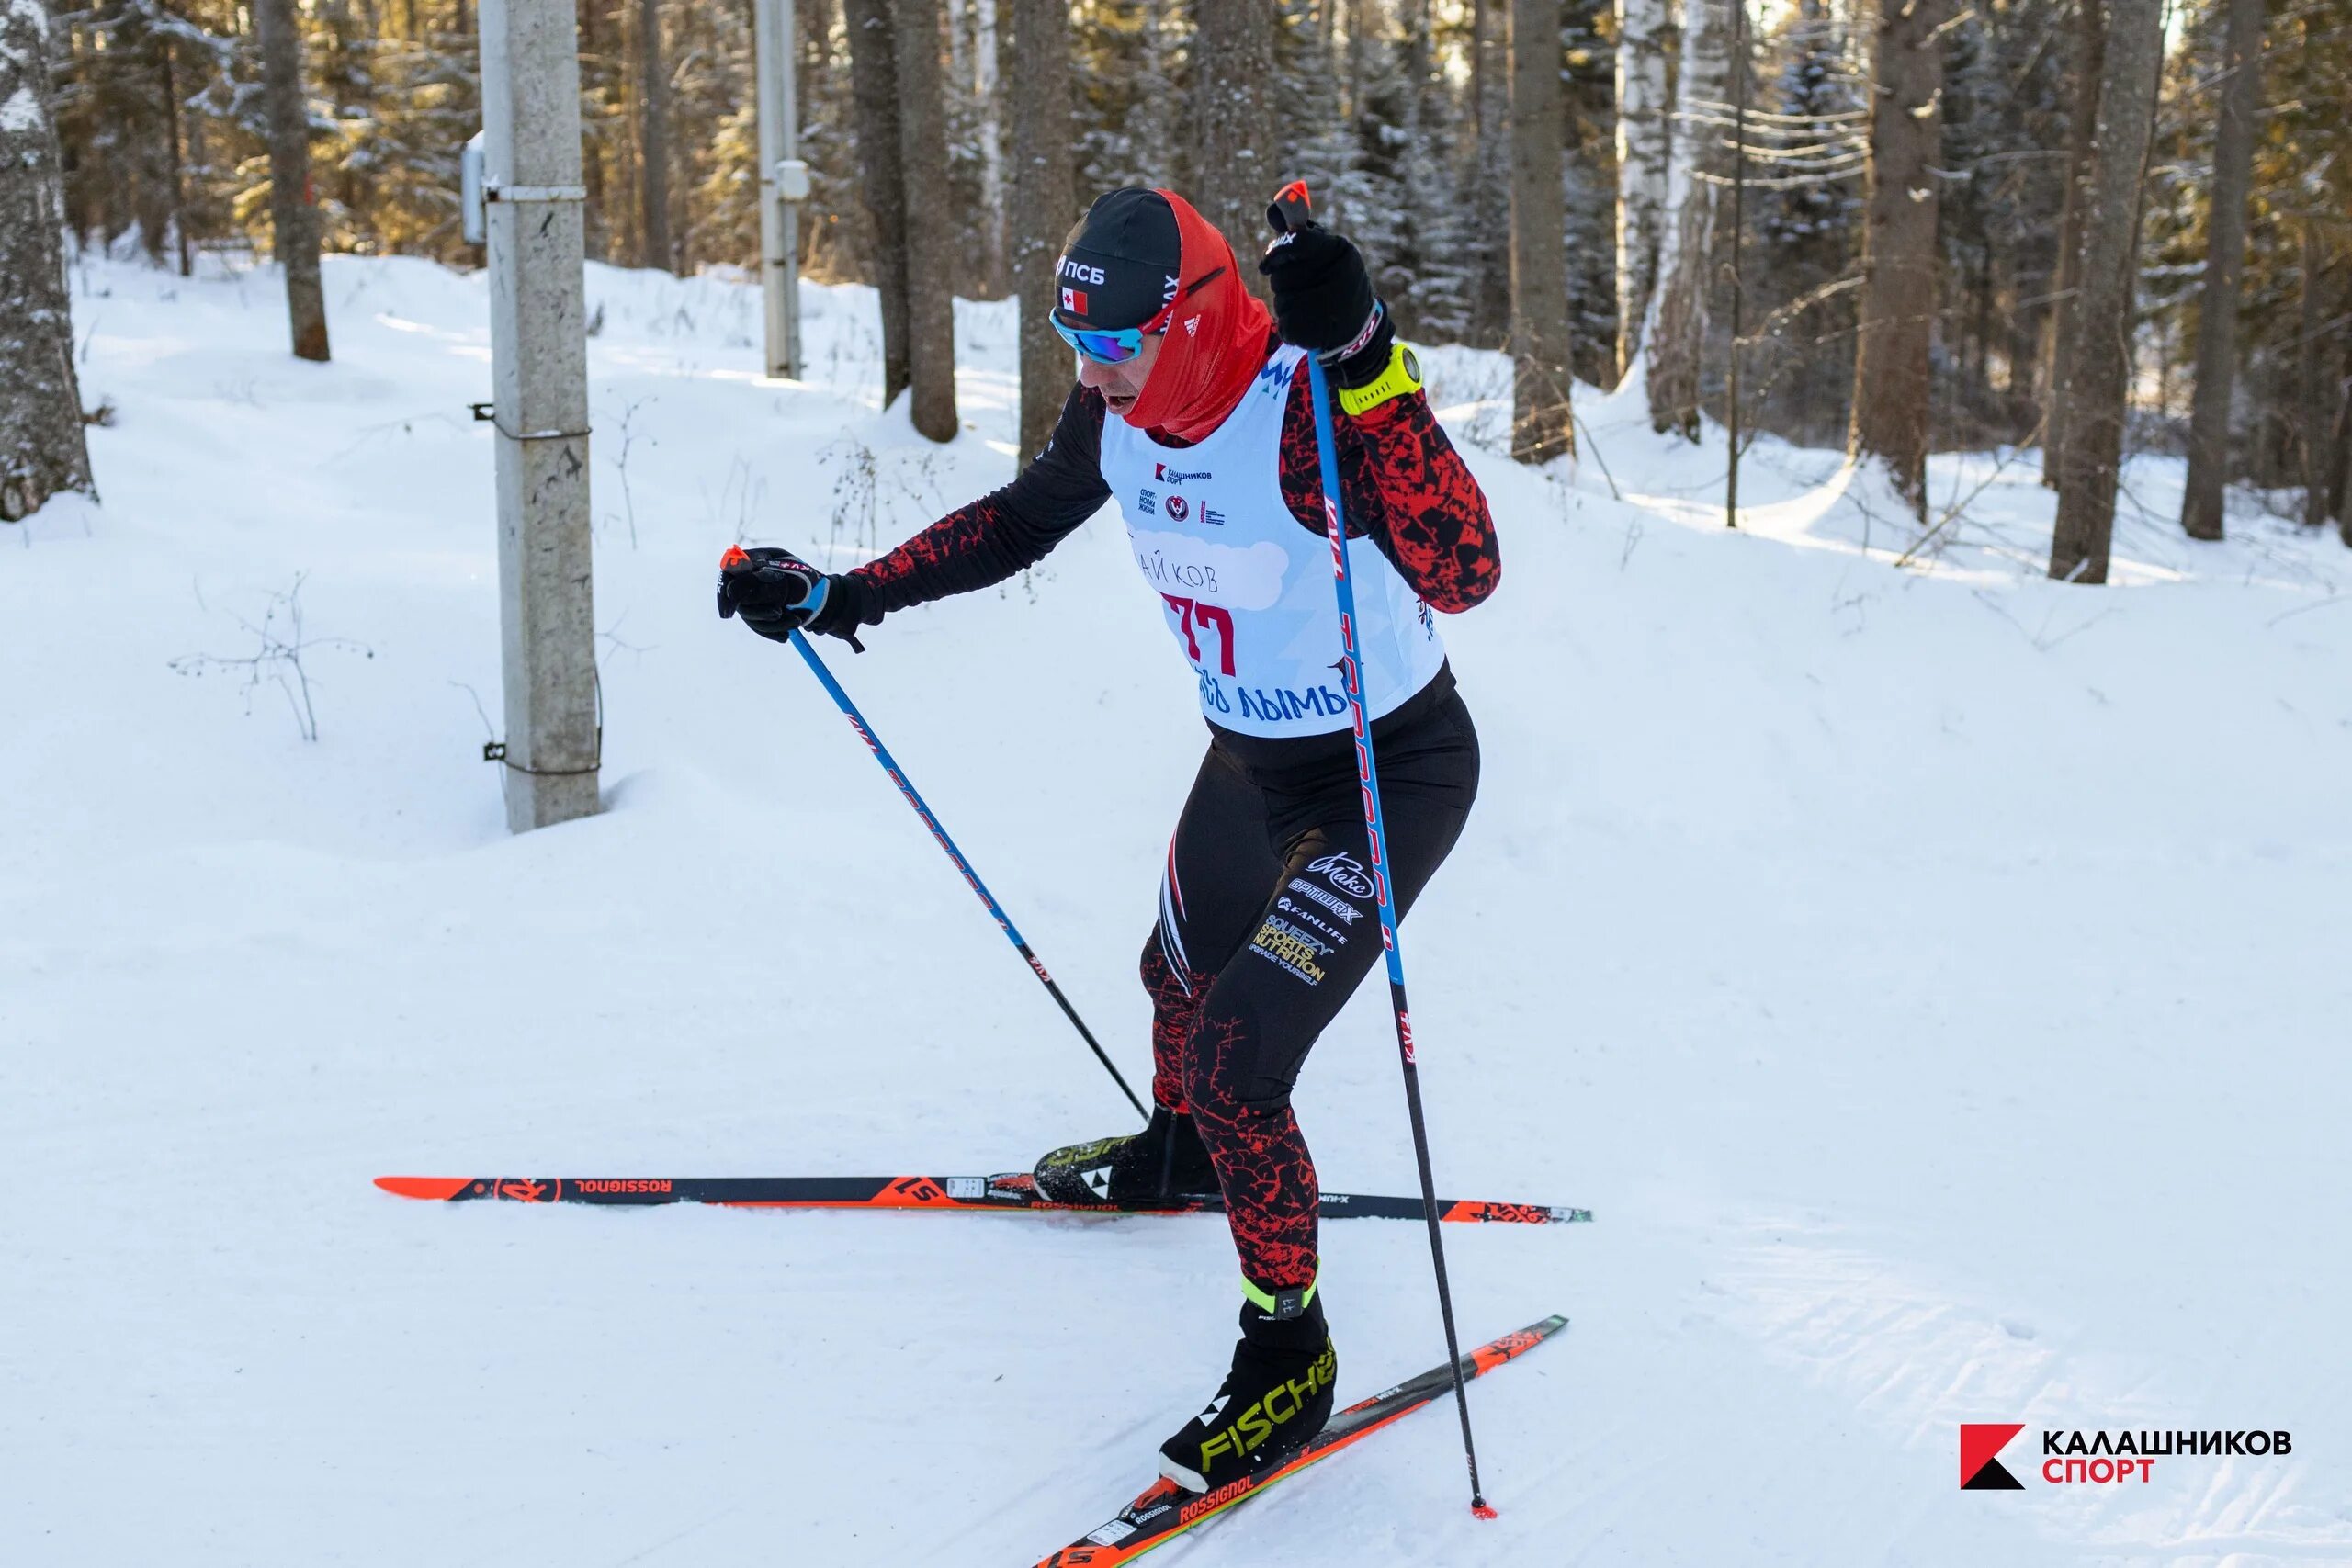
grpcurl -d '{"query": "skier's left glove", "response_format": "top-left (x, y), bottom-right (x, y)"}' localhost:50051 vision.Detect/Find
top-left (1258, 221), bottom-right (1391, 389)
top-left (717, 546), bottom-right (864, 647)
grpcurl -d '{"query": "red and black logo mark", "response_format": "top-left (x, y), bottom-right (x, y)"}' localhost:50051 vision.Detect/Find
top-left (1962, 1423), bottom-right (2027, 1490)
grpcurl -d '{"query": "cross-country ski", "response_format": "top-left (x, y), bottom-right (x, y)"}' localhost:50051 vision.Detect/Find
top-left (1035, 1315), bottom-right (1567, 1567)
top-left (373, 1172), bottom-right (1592, 1224)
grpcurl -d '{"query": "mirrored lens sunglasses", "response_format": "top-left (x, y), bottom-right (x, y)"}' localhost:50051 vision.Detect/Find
top-left (1054, 319), bottom-right (1151, 365)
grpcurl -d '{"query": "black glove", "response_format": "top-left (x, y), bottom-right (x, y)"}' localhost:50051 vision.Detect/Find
top-left (1259, 221), bottom-right (1391, 389)
top-left (718, 546), bottom-right (847, 644)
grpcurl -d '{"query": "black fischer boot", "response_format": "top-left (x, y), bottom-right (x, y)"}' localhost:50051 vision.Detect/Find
top-left (1034, 1102), bottom-right (1218, 1206)
top-left (1158, 1286), bottom-right (1337, 1494)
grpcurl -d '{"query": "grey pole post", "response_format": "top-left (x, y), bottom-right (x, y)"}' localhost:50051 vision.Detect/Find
top-left (480, 0), bottom-right (600, 830)
top-left (754, 0), bottom-right (804, 378)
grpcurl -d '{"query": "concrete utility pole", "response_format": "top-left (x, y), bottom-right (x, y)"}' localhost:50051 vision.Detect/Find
top-left (754, 0), bottom-right (806, 378)
top-left (480, 0), bottom-right (600, 830)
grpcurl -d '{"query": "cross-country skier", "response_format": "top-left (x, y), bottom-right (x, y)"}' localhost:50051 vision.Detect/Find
top-left (717, 187), bottom-right (1499, 1495)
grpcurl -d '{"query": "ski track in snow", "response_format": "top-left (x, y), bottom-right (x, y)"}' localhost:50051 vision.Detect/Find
top-left (3, 253), bottom-right (2349, 1567)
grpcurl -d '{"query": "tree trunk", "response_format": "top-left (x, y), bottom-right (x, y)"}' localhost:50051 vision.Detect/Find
top-left (1509, 0), bottom-right (1575, 462)
top-left (0, 0), bottom-right (96, 522)
top-left (162, 36), bottom-right (193, 276)
top-left (1848, 0), bottom-right (1943, 509)
top-left (2298, 220), bottom-right (2327, 529)
top-left (1614, 0), bottom-right (1670, 378)
top-left (893, 0), bottom-right (959, 440)
top-left (2335, 361), bottom-right (2352, 546)
top-left (1470, 0), bottom-right (1511, 349)
top-left (1010, 0), bottom-right (1073, 460)
top-left (254, 0), bottom-right (331, 361)
top-left (1646, 0), bottom-right (1728, 439)
top-left (2332, 339), bottom-right (2351, 536)
top-left (973, 0), bottom-right (1005, 295)
top-left (2043, 0), bottom-right (2104, 487)
top-left (845, 0), bottom-right (911, 406)
top-left (2178, 0), bottom-right (2261, 542)
top-left (1189, 0), bottom-right (1278, 276)
top-left (2047, 0), bottom-right (2161, 585)
top-left (637, 0), bottom-right (673, 271)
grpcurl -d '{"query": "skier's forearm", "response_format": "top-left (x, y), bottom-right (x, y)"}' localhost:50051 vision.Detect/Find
top-left (845, 493), bottom-right (1062, 617)
top-left (1278, 378), bottom-right (1501, 613)
top-left (1343, 396), bottom-right (1501, 613)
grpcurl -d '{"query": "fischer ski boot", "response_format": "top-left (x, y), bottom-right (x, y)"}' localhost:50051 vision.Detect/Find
top-left (1034, 1102), bottom-right (1218, 1207)
top-left (1158, 1284), bottom-right (1337, 1494)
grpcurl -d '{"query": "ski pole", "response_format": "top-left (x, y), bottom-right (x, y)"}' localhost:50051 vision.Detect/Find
top-left (784, 625), bottom-right (1148, 1122)
top-left (1269, 181), bottom-right (1494, 1519)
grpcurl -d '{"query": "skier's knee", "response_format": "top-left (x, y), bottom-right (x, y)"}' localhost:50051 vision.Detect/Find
top-left (1180, 1020), bottom-right (1297, 1125)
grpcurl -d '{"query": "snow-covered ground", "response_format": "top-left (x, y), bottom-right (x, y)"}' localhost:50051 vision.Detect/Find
top-left (5, 253), bottom-right (2348, 1566)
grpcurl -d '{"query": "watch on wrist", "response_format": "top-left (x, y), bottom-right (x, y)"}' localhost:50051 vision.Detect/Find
top-left (1336, 340), bottom-right (1424, 418)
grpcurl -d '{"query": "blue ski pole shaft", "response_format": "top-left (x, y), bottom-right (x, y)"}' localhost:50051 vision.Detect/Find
top-left (1306, 355), bottom-right (1492, 1516)
top-left (786, 629), bottom-right (1148, 1122)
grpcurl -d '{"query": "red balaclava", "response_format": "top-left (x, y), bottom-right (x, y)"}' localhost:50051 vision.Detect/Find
top-left (1123, 191), bottom-right (1276, 444)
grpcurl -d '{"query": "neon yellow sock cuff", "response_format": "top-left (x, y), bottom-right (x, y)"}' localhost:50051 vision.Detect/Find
top-left (1240, 1271), bottom-right (1319, 1317)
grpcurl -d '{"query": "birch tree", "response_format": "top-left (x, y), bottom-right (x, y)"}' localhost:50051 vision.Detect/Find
top-left (973, 0), bottom-right (1006, 294)
top-left (1614, 0), bottom-right (1671, 378)
top-left (1, 0), bottom-right (95, 522)
top-left (2047, 0), bottom-right (2162, 583)
top-left (1848, 0), bottom-right (1945, 510)
top-left (1646, 0), bottom-right (1729, 437)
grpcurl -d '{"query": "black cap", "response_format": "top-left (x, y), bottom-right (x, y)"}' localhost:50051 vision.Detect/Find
top-left (1053, 188), bottom-right (1182, 332)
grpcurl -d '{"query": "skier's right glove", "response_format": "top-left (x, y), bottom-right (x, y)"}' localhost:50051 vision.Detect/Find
top-left (1261, 182), bottom-right (1391, 391)
top-left (717, 546), bottom-right (864, 647)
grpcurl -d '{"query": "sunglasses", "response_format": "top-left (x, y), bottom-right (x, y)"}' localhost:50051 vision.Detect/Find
top-left (1050, 268), bottom-right (1227, 366)
top-left (1055, 318), bottom-right (1156, 365)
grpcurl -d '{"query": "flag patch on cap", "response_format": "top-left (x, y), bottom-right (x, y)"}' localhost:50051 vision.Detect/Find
top-left (1059, 286), bottom-right (1088, 316)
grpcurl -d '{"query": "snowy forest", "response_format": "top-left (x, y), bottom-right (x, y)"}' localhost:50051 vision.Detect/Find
top-left (13, 0), bottom-right (2352, 566)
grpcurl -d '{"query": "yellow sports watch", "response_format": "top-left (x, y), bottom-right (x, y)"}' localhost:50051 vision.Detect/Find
top-left (1336, 341), bottom-right (1424, 418)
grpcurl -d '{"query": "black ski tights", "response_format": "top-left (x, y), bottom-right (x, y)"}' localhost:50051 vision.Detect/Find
top-left (1141, 687), bottom-right (1479, 1294)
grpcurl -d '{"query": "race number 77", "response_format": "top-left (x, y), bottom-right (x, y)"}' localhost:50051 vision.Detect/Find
top-left (1160, 593), bottom-right (1237, 676)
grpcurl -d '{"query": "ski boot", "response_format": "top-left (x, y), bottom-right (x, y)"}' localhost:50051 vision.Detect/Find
top-left (1034, 1102), bottom-right (1218, 1206)
top-left (1158, 1284), bottom-right (1337, 1493)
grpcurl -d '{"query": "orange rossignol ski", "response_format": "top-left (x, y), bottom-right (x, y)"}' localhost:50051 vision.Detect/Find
top-left (372, 1174), bottom-right (1590, 1225)
top-left (1034, 1314), bottom-right (1569, 1567)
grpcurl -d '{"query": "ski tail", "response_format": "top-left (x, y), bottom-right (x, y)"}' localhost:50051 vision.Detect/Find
top-left (1034, 1314), bottom-right (1569, 1567)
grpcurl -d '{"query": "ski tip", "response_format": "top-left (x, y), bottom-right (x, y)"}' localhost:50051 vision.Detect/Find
top-left (1467, 1314), bottom-right (1572, 1376)
top-left (374, 1176), bottom-right (470, 1201)
top-left (1471, 1499), bottom-right (1498, 1521)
